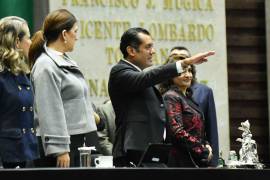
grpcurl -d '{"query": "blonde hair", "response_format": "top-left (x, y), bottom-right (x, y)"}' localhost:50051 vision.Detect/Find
top-left (0, 16), bottom-right (30, 74)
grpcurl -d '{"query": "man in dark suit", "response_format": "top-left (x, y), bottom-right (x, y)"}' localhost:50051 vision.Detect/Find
top-left (169, 46), bottom-right (219, 167)
top-left (108, 27), bottom-right (215, 167)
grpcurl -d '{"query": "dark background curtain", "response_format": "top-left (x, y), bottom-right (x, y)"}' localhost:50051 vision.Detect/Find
top-left (0, 0), bottom-right (34, 32)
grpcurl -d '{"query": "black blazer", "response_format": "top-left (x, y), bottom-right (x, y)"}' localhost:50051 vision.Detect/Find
top-left (108, 60), bottom-right (179, 158)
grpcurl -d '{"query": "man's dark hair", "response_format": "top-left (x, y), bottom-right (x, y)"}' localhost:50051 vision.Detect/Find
top-left (170, 46), bottom-right (191, 57)
top-left (170, 46), bottom-right (197, 82)
top-left (120, 27), bottom-right (150, 58)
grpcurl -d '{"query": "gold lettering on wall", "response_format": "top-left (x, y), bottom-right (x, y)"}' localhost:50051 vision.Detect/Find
top-left (105, 46), bottom-right (170, 66)
top-left (105, 46), bottom-right (122, 65)
top-left (163, 0), bottom-right (173, 10)
top-left (62, 0), bottom-right (68, 6)
top-left (89, 79), bottom-right (98, 96)
top-left (64, 0), bottom-right (139, 8)
top-left (139, 22), bottom-right (145, 28)
top-left (205, 24), bottom-right (214, 40)
top-left (206, 0), bottom-right (213, 11)
top-left (64, 0), bottom-right (213, 10)
top-left (159, 48), bottom-right (169, 64)
top-left (163, 0), bottom-right (214, 11)
top-left (80, 20), bottom-right (131, 39)
top-left (93, 0), bottom-right (106, 7)
top-left (80, 20), bottom-right (214, 41)
top-left (146, 0), bottom-right (155, 9)
top-left (188, 24), bottom-right (196, 41)
top-left (151, 48), bottom-right (170, 65)
top-left (71, 0), bottom-right (79, 6)
top-left (146, 22), bottom-right (214, 42)
top-left (94, 21), bottom-right (103, 39)
top-left (88, 78), bottom-right (109, 97)
top-left (100, 79), bottom-right (108, 97)
top-left (193, 0), bottom-right (202, 11)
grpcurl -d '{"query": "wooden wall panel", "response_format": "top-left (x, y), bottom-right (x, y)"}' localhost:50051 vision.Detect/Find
top-left (226, 0), bottom-right (269, 164)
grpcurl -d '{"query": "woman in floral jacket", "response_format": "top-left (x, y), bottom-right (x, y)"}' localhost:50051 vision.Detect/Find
top-left (160, 55), bottom-right (213, 167)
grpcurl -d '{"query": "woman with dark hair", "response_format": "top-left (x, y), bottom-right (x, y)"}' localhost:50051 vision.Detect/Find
top-left (160, 55), bottom-right (213, 167)
top-left (169, 47), bottom-right (219, 167)
top-left (0, 16), bottom-right (39, 168)
top-left (29, 9), bottom-right (99, 168)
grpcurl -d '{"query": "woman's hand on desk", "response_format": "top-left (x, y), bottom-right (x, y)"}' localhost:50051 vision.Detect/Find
top-left (57, 152), bottom-right (70, 168)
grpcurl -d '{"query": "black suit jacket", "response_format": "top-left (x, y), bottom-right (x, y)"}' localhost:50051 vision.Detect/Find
top-left (108, 60), bottom-right (179, 158)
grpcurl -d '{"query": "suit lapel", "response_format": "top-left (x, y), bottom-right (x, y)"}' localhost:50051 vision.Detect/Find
top-left (153, 86), bottom-right (163, 103)
top-left (186, 97), bottom-right (205, 120)
top-left (172, 86), bottom-right (204, 120)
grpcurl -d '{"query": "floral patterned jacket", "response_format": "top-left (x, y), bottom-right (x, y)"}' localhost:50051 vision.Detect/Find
top-left (163, 87), bottom-right (210, 166)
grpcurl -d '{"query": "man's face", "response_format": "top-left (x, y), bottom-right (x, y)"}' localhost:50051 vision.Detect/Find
top-left (133, 32), bottom-right (155, 69)
top-left (170, 49), bottom-right (190, 58)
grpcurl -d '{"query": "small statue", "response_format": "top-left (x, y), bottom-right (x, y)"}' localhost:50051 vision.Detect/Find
top-left (236, 120), bottom-right (259, 165)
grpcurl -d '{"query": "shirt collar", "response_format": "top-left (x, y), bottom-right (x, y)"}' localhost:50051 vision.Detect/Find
top-left (44, 44), bottom-right (78, 68)
top-left (122, 59), bottom-right (142, 72)
top-left (47, 47), bottom-right (64, 56)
